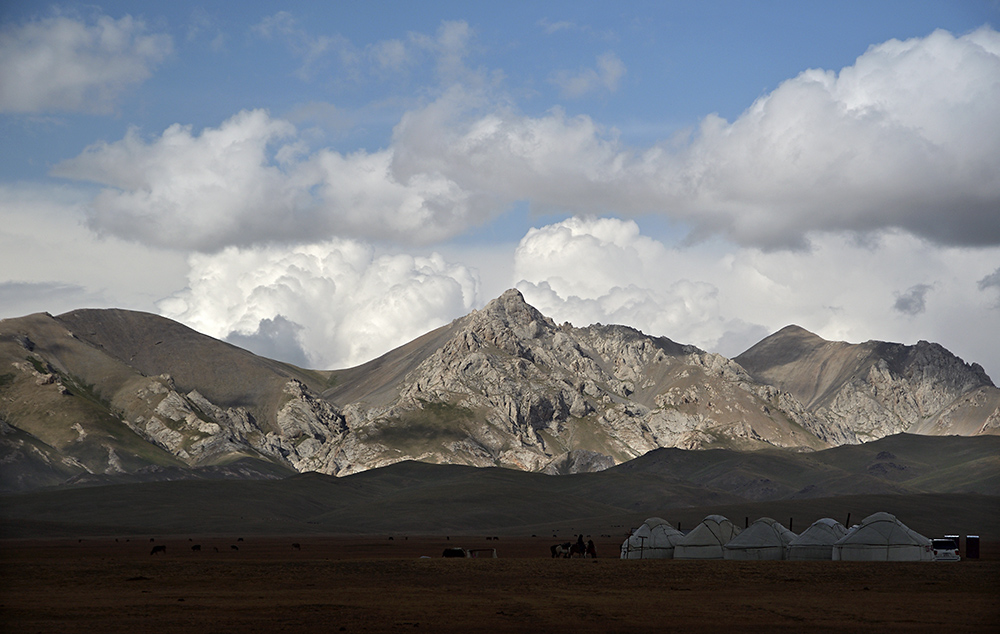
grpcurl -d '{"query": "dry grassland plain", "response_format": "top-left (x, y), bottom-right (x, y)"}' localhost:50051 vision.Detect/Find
top-left (2, 536), bottom-right (998, 633)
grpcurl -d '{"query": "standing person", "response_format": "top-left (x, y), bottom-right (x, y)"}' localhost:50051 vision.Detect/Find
top-left (587, 539), bottom-right (597, 558)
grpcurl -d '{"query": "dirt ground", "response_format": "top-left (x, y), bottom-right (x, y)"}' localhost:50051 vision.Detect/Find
top-left (2, 535), bottom-right (998, 633)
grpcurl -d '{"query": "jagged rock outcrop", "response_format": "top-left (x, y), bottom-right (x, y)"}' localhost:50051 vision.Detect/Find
top-left (736, 325), bottom-right (1000, 442)
top-left (339, 290), bottom-right (832, 473)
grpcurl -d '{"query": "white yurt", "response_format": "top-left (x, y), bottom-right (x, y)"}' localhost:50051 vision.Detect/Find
top-left (620, 517), bottom-right (684, 559)
top-left (787, 518), bottom-right (848, 561)
top-left (674, 515), bottom-right (741, 560)
top-left (832, 512), bottom-right (933, 562)
top-left (723, 517), bottom-right (796, 560)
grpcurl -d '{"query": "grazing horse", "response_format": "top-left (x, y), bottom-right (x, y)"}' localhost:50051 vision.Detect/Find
top-left (570, 542), bottom-right (588, 558)
top-left (150, 545), bottom-right (166, 555)
top-left (550, 542), bottom-right (572, 558)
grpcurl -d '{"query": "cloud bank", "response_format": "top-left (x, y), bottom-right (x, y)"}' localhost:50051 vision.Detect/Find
top-left (513, 216), bottom-right (1000, 370)
top-left (54, 26), bottom-right (1000, 253)
top-left (158, 240), bottom-right (478, 369)
top-left (0, 11), bottom-right (172, 114)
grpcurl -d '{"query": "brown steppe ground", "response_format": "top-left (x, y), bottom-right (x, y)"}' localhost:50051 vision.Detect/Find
top-left (2, 536), bottom-right (997, 633)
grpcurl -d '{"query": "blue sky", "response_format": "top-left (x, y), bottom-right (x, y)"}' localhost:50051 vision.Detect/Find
top-left (2, 1), bottom-right (999, 380)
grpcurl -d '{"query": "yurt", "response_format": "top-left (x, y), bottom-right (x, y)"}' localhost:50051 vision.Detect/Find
top-left (723, 517), bottom-right (796, 560)
top-left (787, 518), bottom-right (848, 561)
top-left (674, 515), bottom-right (741, 560)
top-left (832, 512), bottom-right (933, 561)
top-left (620, 517), bottom-right (684, 559)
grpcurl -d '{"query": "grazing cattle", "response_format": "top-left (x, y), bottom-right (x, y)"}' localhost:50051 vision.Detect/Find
top-left (291, 543), bottom-right (301, 550)
top-left (231, 545), bottom-right (239, 551)
top-left (551, 543), bottom-right (572, 558)
top-left (191, 545), bottom-right (201, 552)
top-left (150, 545), bottom-right (166, 555)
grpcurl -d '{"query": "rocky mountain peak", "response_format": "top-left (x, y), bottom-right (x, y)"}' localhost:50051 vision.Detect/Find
top-left (474, 289), bottom-right (552, 329)
top-left (906, 340), bottom-right (994, 389)
top-left (737, 327), bottom-right (1000, 441)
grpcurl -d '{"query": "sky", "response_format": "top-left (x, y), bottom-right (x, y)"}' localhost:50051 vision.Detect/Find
top-left (1, 1), bottom-right (999, 381)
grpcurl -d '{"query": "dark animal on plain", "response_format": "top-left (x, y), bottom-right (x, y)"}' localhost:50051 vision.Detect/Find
top-left (586, 540), bottom-right (597, 559)
top-left (149, 538), bottom-right (155, 542)
top-left (237, 537), bottom-right (244, 542)
top-left (150, 545), bottom-right (166, 555)
top-left (569, 542), bottom-right (588, 558)
top-left (191, 544), bottom-right (201, 552)
top-left (292, 543), bottom-right (301, 550)
top-left (231, 545), bottom-right (239, 551)
top-left (551, 543), bottom-right (572, 558)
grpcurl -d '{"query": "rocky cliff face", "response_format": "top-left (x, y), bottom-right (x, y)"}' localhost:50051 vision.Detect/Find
top-left (325, 290), bottom-right (835, 474)
top-left (736, 326), bottom-right (1000, 441)
top-left (2, 292), bottom-right (996, 491)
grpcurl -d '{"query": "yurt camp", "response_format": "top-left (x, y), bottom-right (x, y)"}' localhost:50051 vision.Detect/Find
top-left (832, 512), bottom-right (933, 561)
top-left (787, 518), bottom-right (849, 561)
top-left (673, 515), bottom-right (741, 560)
top-left (723, 517), bottom-right (796, 560)
top-left (620, 517), bottom-right (684, 559)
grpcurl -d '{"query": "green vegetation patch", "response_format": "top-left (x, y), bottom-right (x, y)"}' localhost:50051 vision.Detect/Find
top-left (26, 356), bottom-right (49, 375)
top-left (365, 399), bottom-right (475, 454)
top-left (61, 374), bottom-right (112, 410)
top-left (0, 372), bottom-right (16, 389)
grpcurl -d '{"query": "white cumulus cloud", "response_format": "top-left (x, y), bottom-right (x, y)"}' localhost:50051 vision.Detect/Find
top-left (158, 240), bottom-right (479, 369)
top-left (52, 109), bottom-right (495, 250)
top-left (511, 216), bottom-right (1000, 379)
top-left (53, 27), bottom-right (1000, 254)
top-left (0, 10), bottom-right (172, 114)
top-left (396, 27), bottom-right (1000, 249)
top-left (670, 27), bottom-right (1000, 248)
top-left (513, 216), bottom-right (761, 353)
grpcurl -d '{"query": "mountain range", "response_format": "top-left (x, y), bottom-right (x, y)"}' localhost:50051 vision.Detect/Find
top-left (1, 289), bottom-right (997, 492)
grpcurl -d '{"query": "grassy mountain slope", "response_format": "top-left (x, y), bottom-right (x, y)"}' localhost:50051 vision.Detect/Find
top-left (2, 434), bottom-right (995, 538)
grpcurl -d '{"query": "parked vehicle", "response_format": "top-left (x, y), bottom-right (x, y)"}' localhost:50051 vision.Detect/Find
top-left (931, 538), bottom-right (960, 562)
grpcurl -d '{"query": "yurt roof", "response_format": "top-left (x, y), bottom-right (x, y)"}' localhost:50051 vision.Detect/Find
top-left (789, 518), bottom-right (848, 547)
top-left (836, 512), bottom-right (930, 547)
top-left (678, 514), bottom-right (740, 546)
top-left (726, 517), bottom-right (796, 549)
top-left (628, 517), bottom-right (682, 542)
